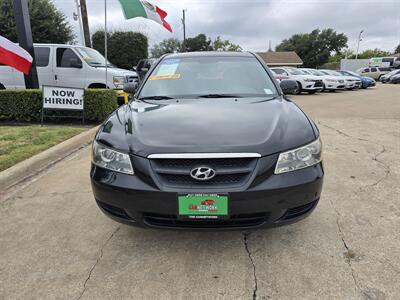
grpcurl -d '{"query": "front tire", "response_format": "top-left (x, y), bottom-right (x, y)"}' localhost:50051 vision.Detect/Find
top-left (294, 82), bottom-right (302, 95)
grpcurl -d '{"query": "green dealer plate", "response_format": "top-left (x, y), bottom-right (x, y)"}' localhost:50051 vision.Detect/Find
top-left (178, 194), bottom-right (228, 219)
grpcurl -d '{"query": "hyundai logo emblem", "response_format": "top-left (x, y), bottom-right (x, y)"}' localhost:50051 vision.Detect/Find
top-left (190, 167), bottom-right (216, 181)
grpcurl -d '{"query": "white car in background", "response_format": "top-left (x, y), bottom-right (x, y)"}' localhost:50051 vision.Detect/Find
top-left (270, 67), bottom-right (323, 94)
top-left (300, 68), bottom-right (345, 91)
top-left (319, 69), bottom-right (361, 90)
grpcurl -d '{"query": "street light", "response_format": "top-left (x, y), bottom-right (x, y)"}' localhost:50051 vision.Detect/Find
top-left (355, 30), bottom-right (364, 59)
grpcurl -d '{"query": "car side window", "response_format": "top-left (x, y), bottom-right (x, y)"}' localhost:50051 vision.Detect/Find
top-left (362, 68), bottom-right (369, 73)
top-left (370, 67), bottom-right (377, 72)
top-left (56, 48), bottom-right (81, 68)
top-left (34, 47), bottom-right (50, 67)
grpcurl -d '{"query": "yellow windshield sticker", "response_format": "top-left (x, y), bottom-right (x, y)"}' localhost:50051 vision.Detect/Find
top-left (149, 74), bottom-right (181, 80)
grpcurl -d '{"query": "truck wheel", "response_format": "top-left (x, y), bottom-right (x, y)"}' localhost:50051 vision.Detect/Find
top-left (88, 83), bottom-right (107, 89)
top-left (0, 84), bottom-right (5, 90)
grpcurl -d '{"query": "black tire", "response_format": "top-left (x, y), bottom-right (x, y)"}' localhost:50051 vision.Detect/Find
top-left (0, 83), bottom-right (5, 90)
top-left (88, 83), bottom-right (107, 89)
top-left (294, 82), bottom-right (302, 95)
top-left (308, 90), bottom-right (316, 94)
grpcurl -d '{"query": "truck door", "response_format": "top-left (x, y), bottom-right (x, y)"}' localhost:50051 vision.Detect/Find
top-left (54, 47), bottom-right (86, 88)
top-left (34, 46), bottom-right (54, 86)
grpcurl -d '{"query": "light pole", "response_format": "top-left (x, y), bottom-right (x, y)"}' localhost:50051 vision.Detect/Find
top-left (181, 9), bottom-right (187, 52)
top-left (355, 30), bottom-right (364, 59)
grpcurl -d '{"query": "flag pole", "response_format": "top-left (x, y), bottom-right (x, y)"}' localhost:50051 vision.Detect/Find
top-left (104, 0), bottom-right (108, 87)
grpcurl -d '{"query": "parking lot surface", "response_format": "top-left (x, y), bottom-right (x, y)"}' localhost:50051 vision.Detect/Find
top-left (1, 84), bottom-right (399, 300)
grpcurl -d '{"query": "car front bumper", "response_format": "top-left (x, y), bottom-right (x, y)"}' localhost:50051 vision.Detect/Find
top-left (324, 81), bottom-right (345, 90)
top-left (90, 160), bottom-right (324, 230)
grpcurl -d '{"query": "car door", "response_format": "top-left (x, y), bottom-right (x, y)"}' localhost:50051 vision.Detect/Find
top-left (369, 67), bottom-right (379, 79)
top-left (54, 47), bottom-right (86, 88)
top-left (34, 46), bottom-right (54, 87)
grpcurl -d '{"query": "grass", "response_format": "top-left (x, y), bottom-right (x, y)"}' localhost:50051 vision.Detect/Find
top-left (0, 125), bottom-right (86, 172)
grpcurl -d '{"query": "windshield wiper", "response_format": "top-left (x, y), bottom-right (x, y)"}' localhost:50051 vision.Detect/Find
top-left (139, 95), bottom-right (175, 100)
top-left (196, 94), bottom-right (243, 98)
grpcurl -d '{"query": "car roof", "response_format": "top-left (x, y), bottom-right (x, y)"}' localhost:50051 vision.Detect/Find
top-left (162, 51), bottom-right (254, 59)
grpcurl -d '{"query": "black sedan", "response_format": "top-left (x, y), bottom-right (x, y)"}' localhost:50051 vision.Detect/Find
top-left (90, 52), bottom-right (324, 230)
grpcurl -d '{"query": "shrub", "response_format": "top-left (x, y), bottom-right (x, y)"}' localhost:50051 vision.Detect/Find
top-left (0, 89), bottom-right (118, 123)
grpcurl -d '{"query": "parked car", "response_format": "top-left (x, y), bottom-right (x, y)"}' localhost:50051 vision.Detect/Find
top-left (0, 43), bottom-right (138, 90)
top-left (380, 69), bottom-right (400, 83)
top-left (356, 66), bottom-right (391, 81)
top-left (319, 70), bottom-right (362, 89)
top-left (91, 51), bottom-right (324, 230)
top-left (390, 73), bottom-right (400, 84)
top-left (272, 73), bottom-right (289, 82)
top-left (134, 58), bottom-right (156, 81)
top-left (338, 70), bottom-right (376, 89)
top-left (270, 67), bottom-right (323, 94)
top-left (300, 68), bottom-right (345, 91)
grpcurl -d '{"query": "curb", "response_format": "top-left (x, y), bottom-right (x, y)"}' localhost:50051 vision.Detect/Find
top-left (0, 126), bottom-right (99, 192)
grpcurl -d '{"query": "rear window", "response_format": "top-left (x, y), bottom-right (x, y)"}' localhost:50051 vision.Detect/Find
top-left (139, 56), bottom-right (278, 99)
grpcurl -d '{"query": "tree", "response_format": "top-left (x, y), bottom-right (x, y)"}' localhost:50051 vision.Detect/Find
top-left (185, 34), bottom-right (213, 52)
top-left (0, 0), bottom-right (74, 43)
top-left (212, 36), bottom-right (242, 52)
top-left (395, 44), bottom-right (400, 54)
top-left (92, 30), bottom-right (148, 69)
top-left (354, 48), bottom-right (391, 59)
top-left (276, 28), bottom-right (348, 68)
top-left (150, 38), bottom-right (181, 58)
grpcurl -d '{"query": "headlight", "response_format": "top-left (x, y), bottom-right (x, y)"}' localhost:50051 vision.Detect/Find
top-left (274, 138), bottom-right (322, 174)
top-left (113, 76), bottom-right (126, 89)
top-left (92, 141), bottom-right (134, 174)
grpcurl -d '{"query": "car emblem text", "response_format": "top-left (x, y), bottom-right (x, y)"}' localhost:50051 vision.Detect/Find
top-left (190, 167), bottom-right (216, 181)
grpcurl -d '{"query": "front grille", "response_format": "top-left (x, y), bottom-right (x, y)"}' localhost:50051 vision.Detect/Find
top-left (150, 157), bottom-right (258, 189)
top-left (338, 79), bottom-right (344, 83)
top-left (314, 80), bottom-right (323, 87)
top-left (126, 75), bottom-right (138, 82)
top-left (143, 212), bottom-right (268, 228)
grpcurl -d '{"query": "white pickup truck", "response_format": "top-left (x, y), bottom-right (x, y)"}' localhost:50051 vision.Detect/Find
top-left (0, 43), bottom-right (138, 90)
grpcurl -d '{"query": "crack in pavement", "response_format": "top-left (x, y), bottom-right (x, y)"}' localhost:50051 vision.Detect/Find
top-left (242, 232), bottom-right (258, 300)
top-left (359, 146), bottom-right (391, 192)
top-left (328, 198), bottom-right (372, 299)
top-left (75, 226), bottom-right (121, 300)
top-left (317, 121), bottom-right (369, 142)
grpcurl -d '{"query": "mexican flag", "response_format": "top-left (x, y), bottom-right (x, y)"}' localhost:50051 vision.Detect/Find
top-left (118, 0), bottom-right (172, 32)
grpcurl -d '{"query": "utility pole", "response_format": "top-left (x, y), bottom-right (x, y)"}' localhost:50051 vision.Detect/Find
top-left (74, 0), bottom-right (85, 46)
top-left (12, 0), bottom-right (39, 89)
top-left (181, 9), bottom-right (187, 52)
top-left (355, 30), bottom-right (364, 60)
top-left (80, 0), bottom-right (92, 47)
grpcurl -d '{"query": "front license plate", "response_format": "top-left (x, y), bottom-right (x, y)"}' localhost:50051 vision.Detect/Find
top-left (178, 194), bottom-right (228, 219)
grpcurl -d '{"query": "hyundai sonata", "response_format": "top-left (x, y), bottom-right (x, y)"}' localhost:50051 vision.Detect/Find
top-left (90, 52), bottom-right (324, 230)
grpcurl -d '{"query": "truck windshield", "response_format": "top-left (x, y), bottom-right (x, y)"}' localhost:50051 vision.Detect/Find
top-left (76, 47), bottom-right (113, 67)
top-left (139, 56), bottom-right (278, 99)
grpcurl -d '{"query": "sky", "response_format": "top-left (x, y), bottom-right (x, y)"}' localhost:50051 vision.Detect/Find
top-left (54, 0), bottom-right (400, 53)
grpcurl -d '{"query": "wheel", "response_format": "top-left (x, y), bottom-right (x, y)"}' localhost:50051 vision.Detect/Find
top-left (294, 82), bottom-right (302, 95)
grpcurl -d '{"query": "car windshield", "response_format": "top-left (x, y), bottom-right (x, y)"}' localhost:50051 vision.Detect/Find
top-left (287, 68), bottom-right (304, 75)
top-left (310, 70), bottom-right (324, 76)
top-left (139, 56), bottom-right (278, 99)
top-left (75, 47), bottom-right (113, 67)
top-left (387, 69), bottom-right (400, 76)
top-left (326, 70), bottom-right (342, 76)
top-left (341, 70), bottom-right (358, 76)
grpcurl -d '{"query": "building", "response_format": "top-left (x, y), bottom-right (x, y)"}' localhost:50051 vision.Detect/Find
top-left (256, 51), bottom-right (303, 67)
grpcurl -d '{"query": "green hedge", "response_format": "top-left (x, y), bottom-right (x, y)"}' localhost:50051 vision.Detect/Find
top-left (0, 89), bottom-right (118, 123)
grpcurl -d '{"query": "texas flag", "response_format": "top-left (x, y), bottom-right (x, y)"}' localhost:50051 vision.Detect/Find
top-left (118, 0), bottom-right (172, 32)
top-left (0, 35), bottom-right (33, 75)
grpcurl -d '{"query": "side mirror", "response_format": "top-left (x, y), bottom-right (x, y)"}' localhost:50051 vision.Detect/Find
top-left (123, 82), bottom-right (138, 94)
top-left (70, 58), bottom-right (82, 68)
top-left (132, 66), bottom-right (136, 71)
top-left (280, 79), bottom-right (298, 94)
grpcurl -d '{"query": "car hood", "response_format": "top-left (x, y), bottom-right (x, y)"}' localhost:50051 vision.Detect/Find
top-left (100, 67), bottom-right (137, 77)
top-left (96, 97), bottom-right (317, 157)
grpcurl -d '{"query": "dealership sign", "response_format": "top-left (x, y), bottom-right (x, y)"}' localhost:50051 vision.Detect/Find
top-left (41, 86), bottom-right (85, 124)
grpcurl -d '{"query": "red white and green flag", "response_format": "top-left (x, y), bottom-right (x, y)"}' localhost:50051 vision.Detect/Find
top-left (118, 0), bottom-right (172, 32)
